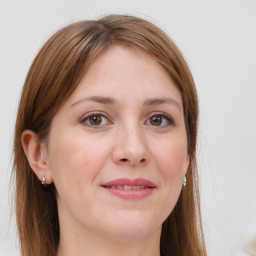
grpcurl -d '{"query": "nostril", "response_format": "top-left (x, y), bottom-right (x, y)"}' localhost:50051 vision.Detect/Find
top-left (118, 157), bottom-right (148, 165)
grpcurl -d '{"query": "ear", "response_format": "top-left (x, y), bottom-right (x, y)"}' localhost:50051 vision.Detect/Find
top-left (183, 154), bottom-right (190, 175)
top-left (21, 130), bottom-right (53, 185)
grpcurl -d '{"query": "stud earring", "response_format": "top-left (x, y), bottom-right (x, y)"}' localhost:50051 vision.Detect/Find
top-left (182, 175), bottom-right (187, 187)
top-left (41, 176), bottom-right (46, 186)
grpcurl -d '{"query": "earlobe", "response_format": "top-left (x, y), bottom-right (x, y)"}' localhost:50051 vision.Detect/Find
top-left (21, 130), bottom-right (53, 185)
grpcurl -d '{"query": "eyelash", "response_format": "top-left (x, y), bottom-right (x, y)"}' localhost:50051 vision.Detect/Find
top-left (80, 112), bottom-right (112, 127)
top-left (80, 112), bottom-right (175, 128)
top-left (145, 112), bottom-right (175, 128)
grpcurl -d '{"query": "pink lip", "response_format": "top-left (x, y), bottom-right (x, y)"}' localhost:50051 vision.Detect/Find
top-left (102, 178), bottom-right (156, 187)
top-left (101, 178), bottom-right (156, 199)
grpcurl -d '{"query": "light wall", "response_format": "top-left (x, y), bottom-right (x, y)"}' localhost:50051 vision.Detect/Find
top-left (0, 0), bottom-right (255, 255)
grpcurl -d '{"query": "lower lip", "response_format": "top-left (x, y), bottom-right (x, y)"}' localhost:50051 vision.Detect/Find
top-left (102, 187), bottom-right (154, 199)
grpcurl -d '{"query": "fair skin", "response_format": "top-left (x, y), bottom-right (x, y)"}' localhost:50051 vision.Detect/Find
top-left (22, 45), bottom-right (189, 256)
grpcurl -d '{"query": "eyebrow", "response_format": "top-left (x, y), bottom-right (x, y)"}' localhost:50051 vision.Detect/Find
top-left (143, 97), bottom-right (181, 111)
top-left (70, 96), bottom-right (181, 112)
top-left (70, 96), bottom-right (117, 108)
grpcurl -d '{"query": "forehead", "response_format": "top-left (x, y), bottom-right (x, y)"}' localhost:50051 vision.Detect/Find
top-left (66, 44), bottom-right (182, 106)
top-left (85, 45), bottom-right (170, 83)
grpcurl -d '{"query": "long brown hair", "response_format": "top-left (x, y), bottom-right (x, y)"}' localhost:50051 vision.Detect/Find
top-left (13, 14), bottom-right (207, 256)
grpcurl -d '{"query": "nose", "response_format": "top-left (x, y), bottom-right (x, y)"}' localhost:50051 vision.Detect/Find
top-left (112, 125), bottom-right (150, 167)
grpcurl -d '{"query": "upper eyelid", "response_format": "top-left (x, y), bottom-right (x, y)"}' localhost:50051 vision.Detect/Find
top-left (79, 113), bottom-right (112, 128)
top-left (79, 111), bottom-right (175, 124)
top-left (80, 111), bottom-right (111, 121)
top-left (145, 112), bottom-right (175, 126)
top-left (146, 111), bottom-right (174, 120)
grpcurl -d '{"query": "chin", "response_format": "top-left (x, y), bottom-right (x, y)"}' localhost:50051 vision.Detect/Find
top-left (97, 210), bottom-right (162, 242)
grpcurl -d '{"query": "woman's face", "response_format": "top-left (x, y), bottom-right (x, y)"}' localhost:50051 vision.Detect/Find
top-left (45, 45), bottom-right (189, 241)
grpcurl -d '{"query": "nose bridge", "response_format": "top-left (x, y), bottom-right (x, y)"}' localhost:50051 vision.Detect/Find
top-left (113, 119), bottom-right (150, 166)
top-left (124, 122), bottom-right (145, 151)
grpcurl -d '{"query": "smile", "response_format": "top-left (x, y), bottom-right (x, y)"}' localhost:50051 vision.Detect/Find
top-left (104, 185), bottom-right (148, 190)
top-left (101, 178), bottom-right (156, 199)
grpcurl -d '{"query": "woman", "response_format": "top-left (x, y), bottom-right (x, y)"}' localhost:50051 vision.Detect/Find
top-left (13, 14), bottom-right (207, 256)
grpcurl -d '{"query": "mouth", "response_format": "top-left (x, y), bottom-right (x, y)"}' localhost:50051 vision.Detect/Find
top-left (103, 185), bottom-right (151, 190)
top-left (101, 178), bottom-right (156, 199)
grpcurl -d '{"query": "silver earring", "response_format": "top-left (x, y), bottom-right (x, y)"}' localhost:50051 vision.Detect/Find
top-left (182, 175), bottom-right (187, 187)
top-left (41, 176), bottom-right (46, 186)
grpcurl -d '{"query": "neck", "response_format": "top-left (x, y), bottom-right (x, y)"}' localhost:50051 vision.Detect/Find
top-left (57, 225), bottom-right (161, 256)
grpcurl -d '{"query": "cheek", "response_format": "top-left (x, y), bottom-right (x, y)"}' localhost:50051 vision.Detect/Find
top-left (149, 136), bottom-right (188, 222)
top-left (47, 132), bottom-right (108, 189)
top-left (47, 132), bottom-right (111, 215)
top-left (153, 136), bottom-right (188, 179)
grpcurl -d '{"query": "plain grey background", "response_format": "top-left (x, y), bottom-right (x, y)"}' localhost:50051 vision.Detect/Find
top-left (0, 0), bottom-right (255, 255)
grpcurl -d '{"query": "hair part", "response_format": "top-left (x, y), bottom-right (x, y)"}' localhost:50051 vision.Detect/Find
top-left (13, 14), bottom-right (206, 256)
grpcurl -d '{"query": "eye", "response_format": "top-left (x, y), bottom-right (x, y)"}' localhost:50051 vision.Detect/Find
top-left (80, 113), bottom-right (111, 127)
top-left (146, 113), bottom-right (174, 127)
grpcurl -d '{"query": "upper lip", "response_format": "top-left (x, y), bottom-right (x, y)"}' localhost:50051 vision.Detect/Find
top-left (101, 178), bottom-right (156, 188)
